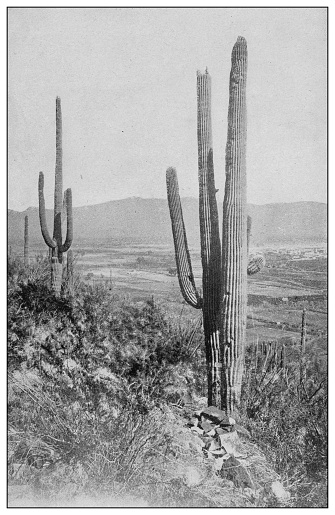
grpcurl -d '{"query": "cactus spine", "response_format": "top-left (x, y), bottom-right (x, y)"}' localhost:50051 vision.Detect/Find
top-left (38, 97), bottom-right (73, 295)
top-left (24, 215), bottom-right (29, 265)
top-left (167, 37), bottom-right (264, 413)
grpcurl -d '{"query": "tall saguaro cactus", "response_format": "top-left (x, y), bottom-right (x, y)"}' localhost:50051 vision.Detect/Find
top-left (38, 97), bottom-right (73, 294)
top-left (167, 37), bottom-right (264, 413)
top-left (221, 36), bottom-right (248, 412)
top-left (167, 70), bottom-right (222, 407)
top-left (24, 215), bottom-right (29, 265)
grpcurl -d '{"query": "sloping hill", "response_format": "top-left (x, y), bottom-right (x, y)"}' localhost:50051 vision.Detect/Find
top-left (8, 199), bottom-right (327, 247)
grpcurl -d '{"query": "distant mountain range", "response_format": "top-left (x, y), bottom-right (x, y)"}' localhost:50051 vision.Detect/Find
top-left (8, 198), bottom-right (327, 247)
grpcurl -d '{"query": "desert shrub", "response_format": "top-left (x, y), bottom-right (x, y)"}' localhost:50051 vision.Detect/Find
top-left (7, 261), bottom-right (229, 507)
top-left (241, 341), bottom-right (327, 507)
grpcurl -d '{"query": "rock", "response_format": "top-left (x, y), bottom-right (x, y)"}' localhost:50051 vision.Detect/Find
top-left (218, 430), bottom-right (239, 455)
top-left (215, 427), bottom-right (230, 435)
top-left (207, 429), bottom-right (216, 437)
top-left (271, 481), bottom-right (290, 502)
top-left (214, 456), bottom-right (225, 471)
top-left (219, 456), bottom-right (254, 489)
top-left (189, 417), bottom-right (199, 427)
top-left (208, 439), bottom-right (222, 452)
top-left (209, 449), bottom-right (226, 457)
top-left (190, 425), bottom-right (204, 435)
top-left (235, 424), bottom-right (251, 439)
top-left (201, 406), bottom-right (230, 425)
top-left (199, 420), bottom-right (216, 433)
top-left (183, 466), bottom-right (203, 487)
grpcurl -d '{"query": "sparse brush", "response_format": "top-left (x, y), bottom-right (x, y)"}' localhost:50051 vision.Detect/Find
top-left (240, 341), bottom-right (327, 506)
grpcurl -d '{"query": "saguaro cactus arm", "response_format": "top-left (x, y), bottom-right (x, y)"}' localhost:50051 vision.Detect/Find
top-left (59, 188), bottom-right (73, 253)
top-left (246, 215), bottom-right (265, 275)
top-left (166, 167), bottom-right (202, 309)
top-left (38, 172), bottom-right (56, 249)
top-left (247, 255), bottom-right (266, 275)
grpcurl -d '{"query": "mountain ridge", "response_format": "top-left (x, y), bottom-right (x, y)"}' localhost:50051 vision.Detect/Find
top-left (8, 198), bottom-right (327, 247)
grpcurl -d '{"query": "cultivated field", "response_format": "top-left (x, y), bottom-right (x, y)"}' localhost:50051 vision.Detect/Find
top-left (10, 239), bottom-right (327, 351)
top-left (15, 239), bottom-right (326, 351)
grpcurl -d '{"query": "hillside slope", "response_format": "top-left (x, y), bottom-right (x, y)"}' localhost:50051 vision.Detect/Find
top-left (8, 199), bottom-right (327, 247)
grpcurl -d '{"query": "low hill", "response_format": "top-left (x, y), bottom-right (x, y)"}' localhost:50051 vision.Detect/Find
top-left (8, 198), bottom-right (327, 247)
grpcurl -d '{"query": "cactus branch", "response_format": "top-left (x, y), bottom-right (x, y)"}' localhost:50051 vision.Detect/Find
top-left (38, 172), bottom-right (56, 249)
top-left (59, 188), bottom-right (73, 253)
top-left (247, 255), bottom-right (266, 275)
top-left (166, 167), bottom-right (202, 309)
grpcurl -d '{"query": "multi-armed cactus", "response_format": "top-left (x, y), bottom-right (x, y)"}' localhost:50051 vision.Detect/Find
top-left (38, 97), bottom-right (73, 295)
top-left (166, 37), bottom-right (264, 413)
top-left (167, 69), bottom-right (222, 407)
top-left (24, 215), bottom-right (29, 266)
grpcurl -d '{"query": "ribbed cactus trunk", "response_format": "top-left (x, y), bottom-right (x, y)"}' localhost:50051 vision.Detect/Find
top-left (66, 249), bottom-right (74, 295)
top-left (197, 71), bottom-right (222, 407)
top-left (51, 97), bottom-right (64, 291)
top-left (38, 97), bottom-right (73, 295)
top-left (24, 215), bottom-right (29, 266)
top-left (221, 37), bottom-right (248, 413)
top-left (300, 308), bottom-right (307, 385)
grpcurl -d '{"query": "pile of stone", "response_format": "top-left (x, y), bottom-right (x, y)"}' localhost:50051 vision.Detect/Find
top-left (185, 405), bottom-right (290, 502)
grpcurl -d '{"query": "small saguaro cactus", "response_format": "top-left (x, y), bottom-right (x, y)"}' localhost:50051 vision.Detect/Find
top-left (38, 97), bottom-right (73, 295)
top-left (167, 37), bottom-right (264, 413)
top-left (24, 215), bottom-right (29, 265)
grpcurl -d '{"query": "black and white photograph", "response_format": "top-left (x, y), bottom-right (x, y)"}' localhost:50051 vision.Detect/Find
top-left (7, 6), bottom-right (328, 508)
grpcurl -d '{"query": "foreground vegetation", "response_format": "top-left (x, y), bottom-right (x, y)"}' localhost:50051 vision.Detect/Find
top-left (7, 255), bottom-right (327, 507)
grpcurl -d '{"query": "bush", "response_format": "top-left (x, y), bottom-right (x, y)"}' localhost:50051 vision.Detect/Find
top-left (241, 341), bottom-right (327, 507)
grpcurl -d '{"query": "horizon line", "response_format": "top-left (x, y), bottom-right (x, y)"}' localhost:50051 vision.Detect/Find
top-left (8, 197), bottom-right (327, 213)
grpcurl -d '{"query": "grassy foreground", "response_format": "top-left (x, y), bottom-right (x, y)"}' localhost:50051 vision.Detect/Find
top-left (7, 256), bottom-right (327, 507)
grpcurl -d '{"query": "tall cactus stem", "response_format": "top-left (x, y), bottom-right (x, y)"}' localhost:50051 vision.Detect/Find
top-left (197, 70), bottom-right (222, 407)
top-left (24, 215), bottom-right (29, 265)
top-left (300, 308), bottom-right (307, 385)
top-left (51, 257), bottom-right (62, 294)
top-left (221, 36), bottom-right (248, 413)
top-left (53, 96), bottom-right (63, 248)
top-left (67, 249), bottom-right (74, 295)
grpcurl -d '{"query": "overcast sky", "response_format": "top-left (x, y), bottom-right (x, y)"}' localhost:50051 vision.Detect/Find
top-left (8, 7), bottom-right (327, 211)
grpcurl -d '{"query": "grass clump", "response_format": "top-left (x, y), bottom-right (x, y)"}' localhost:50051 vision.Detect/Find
top-left (7, 256), bottom-right (327, 507)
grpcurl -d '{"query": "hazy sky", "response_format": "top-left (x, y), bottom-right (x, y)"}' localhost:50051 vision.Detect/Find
top-left (8, 7), bottom-right (327, 211)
